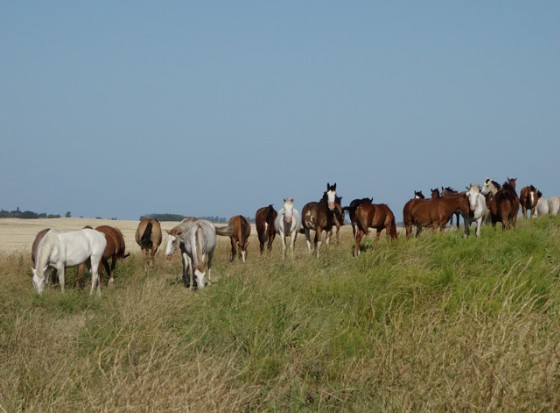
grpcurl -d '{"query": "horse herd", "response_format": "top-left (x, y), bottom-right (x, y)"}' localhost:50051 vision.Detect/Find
top-left (29, 179), bottom-right (559, 294)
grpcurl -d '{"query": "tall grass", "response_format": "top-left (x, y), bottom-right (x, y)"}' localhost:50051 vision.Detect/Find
top-left (1, 217), bottom-right (560, 411)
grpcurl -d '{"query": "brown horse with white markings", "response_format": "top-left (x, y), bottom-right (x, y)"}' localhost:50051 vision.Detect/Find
top-left (135, 218), bottom-right (162, 268)
top-left (403, 192), bottom-right (471, 239)
top-left (255, 205), bottom-right (278, 254)
top-left (353, 203), bottom-right (398, 256)
top-left (301, 183), bottom-right (338, 257)
top-left (519, 184), bottom-right (540, 218)
top-left (228, 215), bottom-right (251, 262)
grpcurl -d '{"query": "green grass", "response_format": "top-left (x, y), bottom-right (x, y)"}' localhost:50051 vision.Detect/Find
top-left (2, 217), bottom-right (560, 411)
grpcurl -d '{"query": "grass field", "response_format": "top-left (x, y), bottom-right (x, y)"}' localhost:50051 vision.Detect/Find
top-left (1, 217), bottom-right (560, 411)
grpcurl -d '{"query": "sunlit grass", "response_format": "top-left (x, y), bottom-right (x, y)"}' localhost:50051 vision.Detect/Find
top-left (1, 217), bottom-right (560, 411)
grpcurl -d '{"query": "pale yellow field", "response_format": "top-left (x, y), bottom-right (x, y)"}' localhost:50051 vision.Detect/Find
top-left (0, 218), bottom-right (263, 255)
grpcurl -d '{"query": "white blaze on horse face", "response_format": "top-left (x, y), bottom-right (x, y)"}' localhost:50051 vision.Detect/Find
top-left (326, 189), bottom-right (336, 210)
top-left (165, 234), bottom-right (178, 258)
top-left (195, 269), bottom-right (206, 288)
top-left (283, 198), bottom-right (294, 224)
top-left (32, 267), bottom-right (46, 294)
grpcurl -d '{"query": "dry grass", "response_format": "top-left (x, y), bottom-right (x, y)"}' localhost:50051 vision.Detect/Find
top-left (1, 217), bottom-right (560, 411)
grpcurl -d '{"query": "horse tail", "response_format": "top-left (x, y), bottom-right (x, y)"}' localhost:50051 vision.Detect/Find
top-left (240, 217), bottom-right (251, 245)
top-left (191, 225), bottom-right (204, 273)
top-left (388, 215), bottom-right (398, 239)
top-left (140, 223), bottom-right (153, 250)
top-left (215, 224), bottom-right (235, 237)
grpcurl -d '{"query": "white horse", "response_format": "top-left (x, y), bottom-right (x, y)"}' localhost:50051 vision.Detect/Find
top-left (465, 183), bottom-right (490, 237)
top-left (165, 219), bottom-right (232, 289)
top-left (31, 228), bottom-right (107, 295)
top-left (274, 197), bottom-right (301, 259)
top-left (535, 196), bottom-right (560, 217)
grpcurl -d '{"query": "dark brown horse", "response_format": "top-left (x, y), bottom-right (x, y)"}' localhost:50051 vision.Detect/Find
top-left (329, 195), bottom-right (345, 245)
top-left (486, 178), bottom-right (520, 230)
top-left (353, 203), bottom-right (398, 256)
top-left (95, 225), bottom-right (129, 283)
top-left (255, 205), bottom-right (278, 254)
top-left (228, 215), bottom-right (251, 262)
top-left (519, 184), bottom-right (540, 218)
top-left (343, 197), bottom-right (373, 237)
top-left (403, 193), bottom-right (470, 239)
top-left (301, 182), bottom-right (338, 257)
top-left (135, 218), bottom-right (162, 268)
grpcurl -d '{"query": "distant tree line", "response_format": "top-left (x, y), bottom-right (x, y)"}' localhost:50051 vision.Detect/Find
top-left (0, 207), bottom-right (62, 219)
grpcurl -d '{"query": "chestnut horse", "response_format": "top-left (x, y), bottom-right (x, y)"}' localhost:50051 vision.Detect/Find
top-left (301, 183), bottom-right (338, 257)
top-left (484, 178), bottom-right (520, 230)
top-left (255, 205), bottom-right (278, 254)
top-left (228, 215), bottom-right (251, 262)
top-left (328, 194), bottom-right (345, 245)
top-left (441, 186), bottom-right (463, 228)
top-left (519, 185), bottom-right (540, 218)
top-left (135, 218), bottom-right (162, 268)
top-left (403, 193), bottom-right (470, 239)
top-left (95, 225), bottom-right (129, 283)
top-left (343, 197), bottom-right (373, 237)
top-left (353, 203), bottom-right (398, 256)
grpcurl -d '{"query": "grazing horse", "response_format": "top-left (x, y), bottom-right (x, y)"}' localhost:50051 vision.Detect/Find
top-left (94, 225), bottom-right (129, 284)
top-left (519, 185), bottom-right (541, 218)
top-left (535, 194), bottom-right (560, 216)
top-left (255, 205), bottom-right (278, 254)
top-left (31, 228), bottom-right (59, 284)
top-left (274, 197), bottom-right (301, 259)
top-left (301, 183), bottom-right (338, 257)
top-left (135, 218), bottom-right (162, 268)
top-left (483, 178), bottom-right (520, 230)
top-left (343, 197), bottom-right (373, 237)
top-left (465, 184), bottom-right (490, 237)
top-left (228, 215), bottom-right (251, 262)
top-left (353, 203), bottom-right (398, 256)
top-left (31, 228), bottom-right (107, 295)
top-left (403, 193), bottom-right (471, 239)
top-left (165, 219), bottom-right (233, 289)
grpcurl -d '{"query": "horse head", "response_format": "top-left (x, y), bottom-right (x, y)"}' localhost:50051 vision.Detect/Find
top-left (414, 190), bottom-right (425, 199)
top-left (283, 198), bottom-right (295, 224)
top-left (164, 228), bottom-right (182, 259)
top-left (431, 188), bottom-right (440, 198)
top-left (324, 182), bottom-right (337, 211)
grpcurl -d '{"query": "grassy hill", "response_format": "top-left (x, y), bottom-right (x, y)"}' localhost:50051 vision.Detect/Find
top-left (1, 216), bottom-right (560, 411)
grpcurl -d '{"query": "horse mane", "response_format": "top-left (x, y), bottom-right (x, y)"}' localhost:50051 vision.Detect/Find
top-left (35, 230), bottom-right (57, 277)
top-left (443, 186), bottom-right (457, 193)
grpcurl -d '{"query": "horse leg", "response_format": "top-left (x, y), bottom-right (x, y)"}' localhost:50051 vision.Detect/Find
top-left (267, 233), bottom-right (275, 254)
top-left (314, 229), bottom-right (322, 257)
top-left (102, 258), bottom-right (112, 285)
top-left (207, 251), bottom-right (214, 285)
top-left (229, 236), bottom-right (236, 262)
top-left (280, 233), bottom-right (287, 259)
top-left (354, 228), bottom-right (364, 257)
top-left (89, 256), bottom-right (102, 296)
top-left (56, 264), bottom-right (66, 292)
top-left (305, 229), bottom-right (312, 255)
top-left (109, 257), bottom-right (117, 284)
top-left (181, 252), bottom-right (191, 287)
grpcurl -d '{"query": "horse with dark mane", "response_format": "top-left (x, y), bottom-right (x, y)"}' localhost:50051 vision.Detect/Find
top-left (135, 218), bottom-right (162, 268)
top-left (519, 184), bottom-right (541, 218)
top-left (301, 183), bottom-right (338, 257)
top-left (228, 215), bottom-right (251, 262)
top-left (414, 190), bottom-right (425, 199)
top-left (343, 197), bottom-right (373, 237)
top-left (255, 205), bottom-right (278, 254)
top-left (484, 178), bottom-right (520, 230)
top-left (95, 225), bottom-right (129, 284)
top-left (441, 186), bottom-right (464, 228)
top-left (353, 202), bottom-right (398, 256)
top-left (403, 192), bottom-right (471, 239)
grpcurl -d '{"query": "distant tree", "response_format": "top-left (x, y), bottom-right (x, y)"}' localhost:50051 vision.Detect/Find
top-left (65, 211), bottom-right (72, 218)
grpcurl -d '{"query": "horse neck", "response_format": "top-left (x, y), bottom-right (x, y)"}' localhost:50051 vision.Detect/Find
top-left (36, 234), bottom-right (55, 277)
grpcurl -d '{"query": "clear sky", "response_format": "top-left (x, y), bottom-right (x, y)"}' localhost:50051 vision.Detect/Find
top-left (1, 2), bottom-right (559, 221)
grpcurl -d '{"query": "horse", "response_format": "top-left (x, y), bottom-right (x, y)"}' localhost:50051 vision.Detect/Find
top-left (94, 225), bottom-right (129, 284)
top-left (228, 215), bottom-right (251, 262)
top-left (535, 195), bottom-right (560, 216)
top-left (255, 205), bottom-right (278, 254)
top-left (465, 183), bottom-right (490, 237)
top-left (403, 193), bottom-right (471, 239)
top-left (483, 178), bottom-right (520, 230)
top-left (441, 186), bottom-right (463, 228)
top-left (519, 185), bottom-right (541, 218)
top-left (301, 183), bottom-right (338, 257)
top-left (274, 197), bottom-right (301, 259)
top-left (343, 197), bottom-right (373, 237)
top-left (353, 203), bottom-right (398, 256)
top-left (165, 219), bottom-right (233, 289)
top-left (330, 195), bottom-right (345, 245)
top-left (31, 228), bottom-right (59, 285)
top-left (481, 178), bottom-right (501, 196)
top-left (135, 218), bottom-right (162, 268)
top-left (31, 228), bottom-right (107, 295)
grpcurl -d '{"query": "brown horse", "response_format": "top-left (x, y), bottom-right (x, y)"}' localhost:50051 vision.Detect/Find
top-left (228, 215), bottom-right (251, 262)
top-left (255, 205), bottom-right (278, 254)
top-left (135, 218), bottom-right (162, 268)
top-left (519, 184), bottom-right (540, 218)
top-left (329, 195), bottom-right (345, 245)
top-left (343, 197), bottom-right (372, 237)
top-left (301, 182), bottom-right (338, 257)
top-left (403, 193), bottom-right (470, 239)
top-left (354, 203), bottom-right (398, 256)
top-left (95, 225), bottom-right (129, 283)
top-left (487, 178), bottom-right (520, 230)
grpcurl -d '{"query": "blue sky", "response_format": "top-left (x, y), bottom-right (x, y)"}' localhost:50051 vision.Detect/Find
top-left (1, 2), bottom-right (559, 221)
